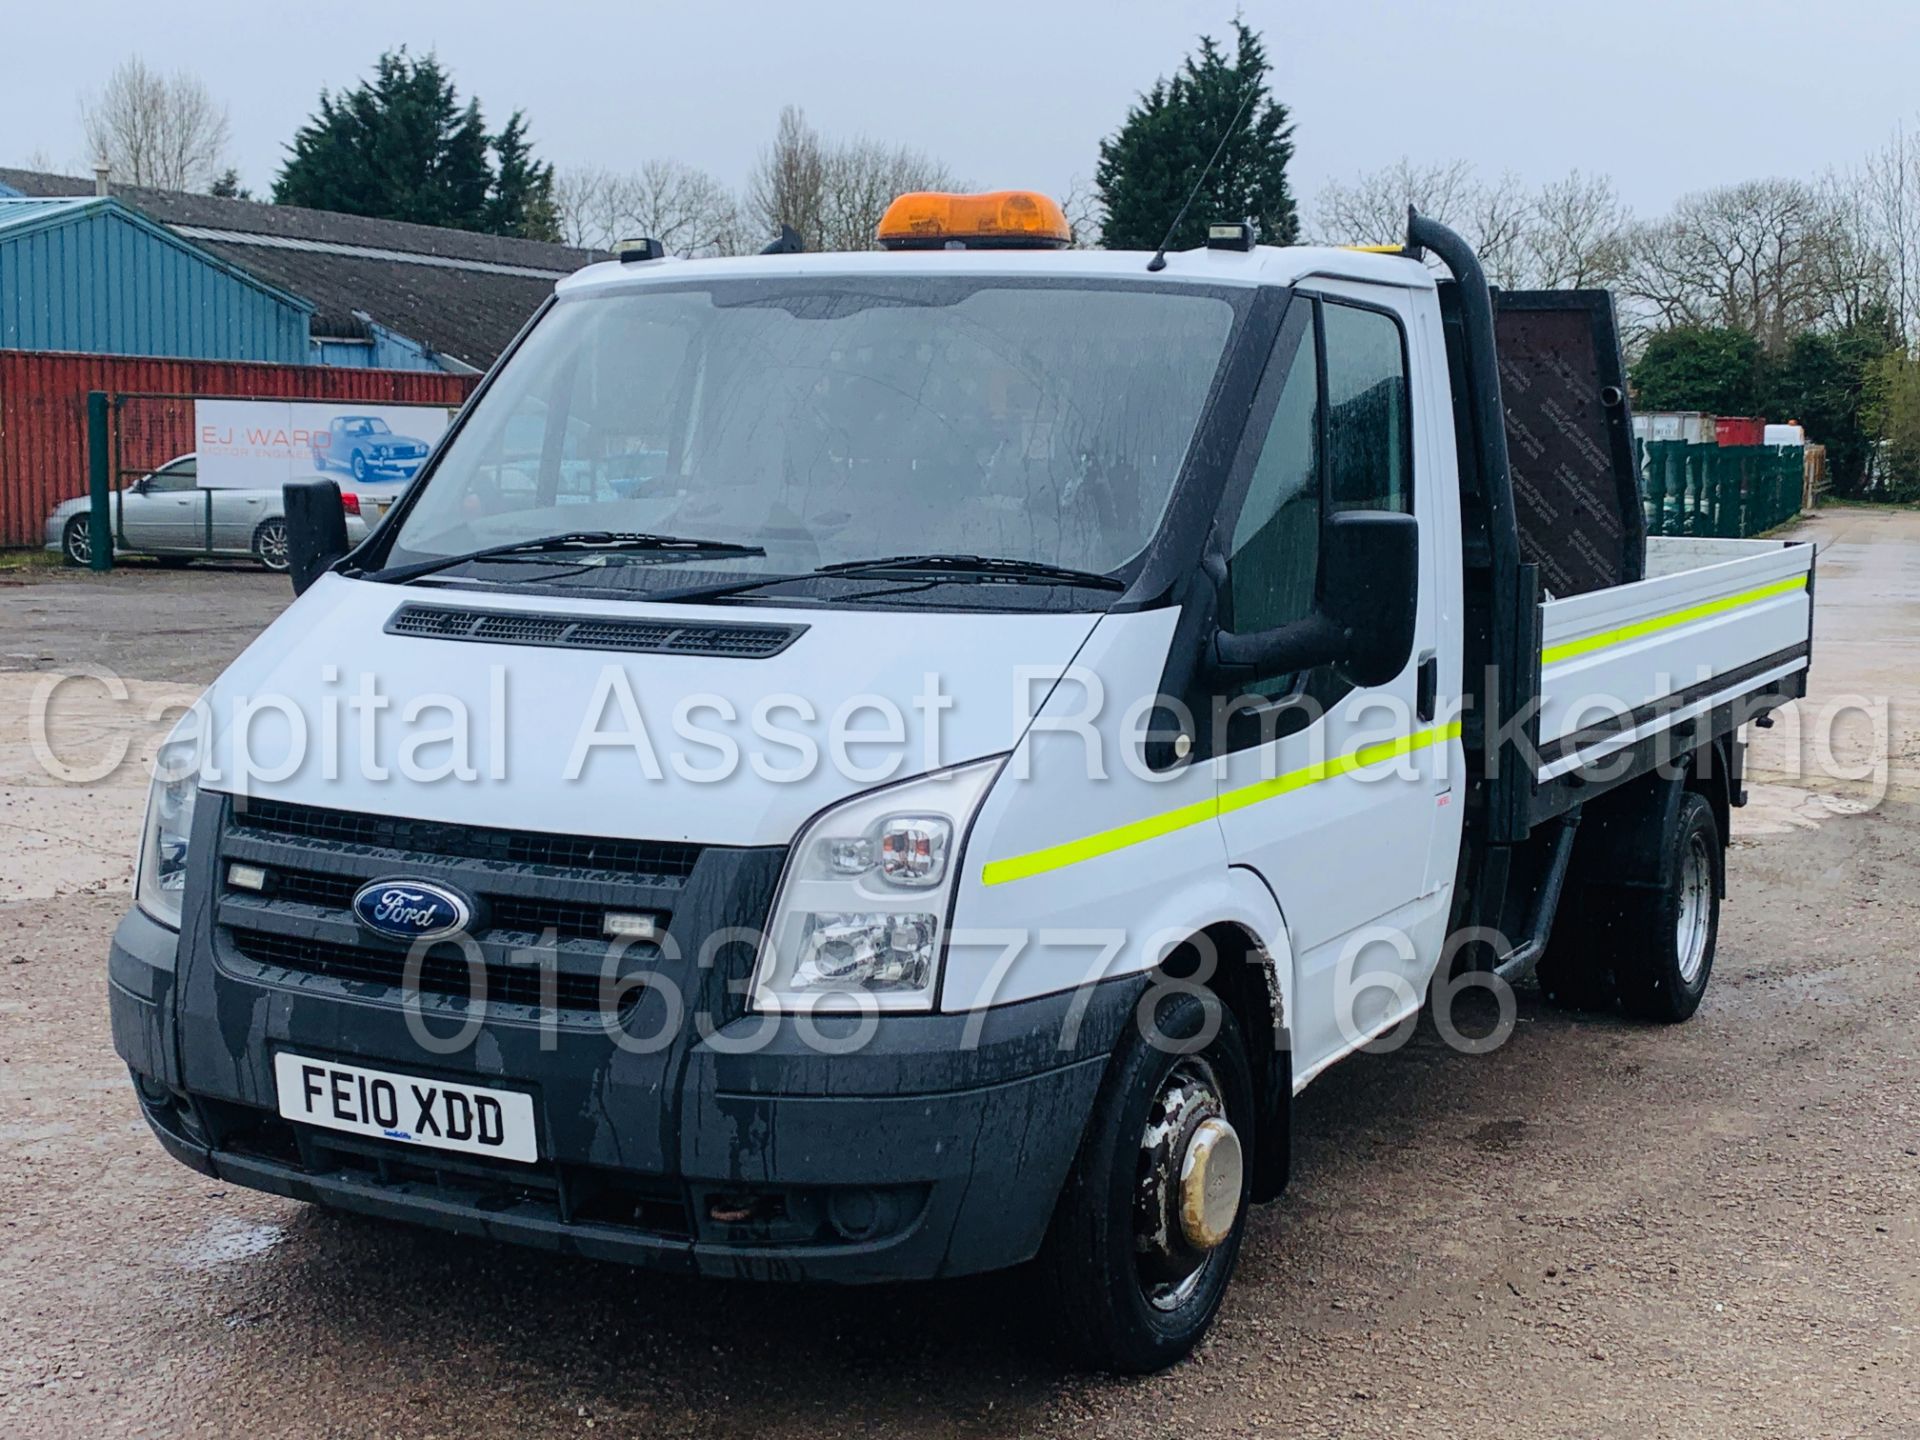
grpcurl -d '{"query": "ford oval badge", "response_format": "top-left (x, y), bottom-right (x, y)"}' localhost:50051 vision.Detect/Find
top-left (351, 878), bottom-right (475, 941)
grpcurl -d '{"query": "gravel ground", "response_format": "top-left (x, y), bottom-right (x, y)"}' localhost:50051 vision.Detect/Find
top-left (1, 513), bottom-right (1916, 1438)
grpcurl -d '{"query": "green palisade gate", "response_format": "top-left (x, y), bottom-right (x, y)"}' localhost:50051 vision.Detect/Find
top-left (1635, 439), bottom-right (1804, 538)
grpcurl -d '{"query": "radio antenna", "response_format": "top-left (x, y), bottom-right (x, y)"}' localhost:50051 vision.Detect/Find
top-left (1146, 82), bottom-right (1257, 272)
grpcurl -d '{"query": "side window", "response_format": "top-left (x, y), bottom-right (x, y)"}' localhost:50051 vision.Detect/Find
top-left (1225, 317), bottom-right (1319, 638)
top-left (1322, 301), bottom-right (1411, 514)
top-left (147, 461), bottom-right (196, 493)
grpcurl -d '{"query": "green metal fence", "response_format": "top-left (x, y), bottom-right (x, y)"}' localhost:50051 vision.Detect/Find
top-left (1634, 439), bottom-right (1804, 538)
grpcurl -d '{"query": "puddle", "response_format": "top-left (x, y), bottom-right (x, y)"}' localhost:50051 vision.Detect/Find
top-left (176, 1216), bottom-right (286, 1271)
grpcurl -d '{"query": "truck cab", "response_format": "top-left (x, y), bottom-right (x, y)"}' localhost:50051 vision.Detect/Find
top-left (110, 194), bottom-right (1813, 1373)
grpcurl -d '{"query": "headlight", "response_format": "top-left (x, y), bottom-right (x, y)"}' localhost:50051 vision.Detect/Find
top-left (750, 758), bottom-right (1002, 1014)
top-left (135, 716), bottom-right (203, 929)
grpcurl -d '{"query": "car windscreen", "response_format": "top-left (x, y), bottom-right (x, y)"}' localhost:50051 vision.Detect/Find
top-left (382, 277), bottom-right (1240, 581)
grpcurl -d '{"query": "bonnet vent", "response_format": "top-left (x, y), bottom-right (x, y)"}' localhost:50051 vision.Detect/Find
top-left (385, 604), bottom-right (805, 658)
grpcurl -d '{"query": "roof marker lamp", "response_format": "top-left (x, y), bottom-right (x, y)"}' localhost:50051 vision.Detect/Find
top-left (136, 712), bottom-right (204, 930)
top-left (751, 758), bottom-right (1003, 1014)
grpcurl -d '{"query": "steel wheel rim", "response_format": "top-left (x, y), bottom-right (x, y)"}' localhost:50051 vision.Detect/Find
top-left (258, 523), bottom-right (289, 570)
top-left (1676, 831), bottom-right (1713, 985)
top-left (1133, 1055), bottom-right (1238, 1314)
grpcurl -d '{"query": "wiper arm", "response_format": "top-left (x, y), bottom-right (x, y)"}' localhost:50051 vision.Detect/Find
top-left (364, 531), bottom-right (766, 584)
top-left (810, 553), bottom-right (1125, 591)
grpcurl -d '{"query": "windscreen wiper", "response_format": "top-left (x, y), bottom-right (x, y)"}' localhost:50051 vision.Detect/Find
top-left (364, 531), bottom-right (766, 585)
top-left (810, 553), bottom-right (1126, 590)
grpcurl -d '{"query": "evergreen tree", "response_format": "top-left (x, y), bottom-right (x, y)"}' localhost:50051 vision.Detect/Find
top-left (1630, 327), bottom-right (1772, 417)
top-left (1095, 19), bottom-right (1297, 252)
top-left (487, 111), bottom-right (560, 241)
top-left (273, 49), bottom-right (553, 239)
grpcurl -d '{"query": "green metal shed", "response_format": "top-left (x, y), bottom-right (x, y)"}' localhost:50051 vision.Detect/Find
top-left (0, 196), bottom-right (313, 363)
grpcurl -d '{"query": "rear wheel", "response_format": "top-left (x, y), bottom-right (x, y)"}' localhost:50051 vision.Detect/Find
top-left (1538, 791), bottom-right (1721, 1023)
top-left (1611, 793), bottom-right (1720, 1022)
top-left (62, 515), bottom-right (93, 567)
top-left (1035, 990), bottom-right (1253, 1373)
top-left (253, 517), bottom-right (290, 573)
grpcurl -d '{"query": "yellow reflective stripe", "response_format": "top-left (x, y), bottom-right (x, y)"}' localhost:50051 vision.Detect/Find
top-left (1343, 243), bottom-right (1406, 253)
top-left (1541, 575), bottom-right (1806, 667)
top-left (979, 721), bottom-right (1461, 887)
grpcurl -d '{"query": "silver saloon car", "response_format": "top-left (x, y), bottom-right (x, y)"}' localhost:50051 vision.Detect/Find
top-left (46, 455), bottom-right (370, 572)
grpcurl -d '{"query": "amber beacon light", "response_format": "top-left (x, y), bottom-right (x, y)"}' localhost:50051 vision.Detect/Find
top-left (875, 190), bottom-right (1072, 249)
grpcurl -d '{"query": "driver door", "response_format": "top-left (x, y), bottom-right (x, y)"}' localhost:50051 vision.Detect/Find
top-left (1209, 289), bottom-right (1450, 1085)
top-left (121, 458), bottom-right (201, 551)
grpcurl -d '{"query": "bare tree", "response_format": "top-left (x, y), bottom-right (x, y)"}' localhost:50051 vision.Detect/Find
top-left (816, 138), bottom-right (957, 252)
top-left (746, 105), bottom-right (826, 249)
top-left (1853, 122), bottom-right (1920, 338)
top-left (1622, 179), bottom-right (1870, 350)
top-left (1814, 171), bottom-right (1894, 333)
top-left (1524, 171), bottom-right (1631, 289)
top-left (81, 57), bottom-right (230, 192)
top-left (747, 105), bottom-right (958, 252)
top-left (554, 160), bottom-right (743, 255)
top-left (1311, 157), bottom-right (1479, 246)
top-left (1058, 174), bottom-right (1104, 249)
top-left (1310, 157), bottom-right (1532, 284)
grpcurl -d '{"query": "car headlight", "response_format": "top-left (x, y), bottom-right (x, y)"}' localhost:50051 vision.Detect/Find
top-left (750, 757), bottom-right (1003, 1014)
top-left (135, 716), bottom-right (203, 930)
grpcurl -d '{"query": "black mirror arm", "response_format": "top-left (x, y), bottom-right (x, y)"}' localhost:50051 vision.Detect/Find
top-left (1207, 614), bottom-right (1348, 680)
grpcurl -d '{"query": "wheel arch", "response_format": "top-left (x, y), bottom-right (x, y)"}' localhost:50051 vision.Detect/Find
top-left (1149, 872), bottom-right (1294, 1202)
top-left (1572, 736), bottom-right (1729, 897)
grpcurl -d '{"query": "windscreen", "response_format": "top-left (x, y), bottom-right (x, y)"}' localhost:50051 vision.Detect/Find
top-left (385, 279), bottom-right (1238, 580)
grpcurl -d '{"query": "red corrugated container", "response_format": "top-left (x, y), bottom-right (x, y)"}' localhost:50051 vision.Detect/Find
top-left (1714, 416), bottom-right (1767, 447)
top-left (0, 349), bottom-right (477, 548)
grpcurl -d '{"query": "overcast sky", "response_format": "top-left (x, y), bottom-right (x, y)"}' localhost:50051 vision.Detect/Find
top-left (4, 0), bottom-right (1915, 225)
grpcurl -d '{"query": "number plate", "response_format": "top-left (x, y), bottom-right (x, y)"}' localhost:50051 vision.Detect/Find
top-left (273, 1052), bottom-right (538, 1163)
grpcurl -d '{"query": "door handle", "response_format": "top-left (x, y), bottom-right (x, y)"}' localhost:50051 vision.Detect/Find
top-left (1416, 652), bottom-right (1438, 724)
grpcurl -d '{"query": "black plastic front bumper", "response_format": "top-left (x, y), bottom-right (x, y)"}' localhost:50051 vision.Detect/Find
top-left (110, 905), bottom-right (1138, 1283)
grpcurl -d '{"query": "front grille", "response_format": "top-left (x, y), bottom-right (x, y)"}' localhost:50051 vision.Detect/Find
top-left (386, 603), bottom-right (805, 659)
top-left (228, 927), bottom-right (632, 1014)
top-left (210, 796), bottom-right (782, 1025)
top-left (232, 797), bottom-right (699, 884)
top-left (266, 867), bottom-right (613, 941)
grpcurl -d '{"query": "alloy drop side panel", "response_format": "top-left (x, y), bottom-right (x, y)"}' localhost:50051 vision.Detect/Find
top-left (1536, 538), bottom-right (1814, 780)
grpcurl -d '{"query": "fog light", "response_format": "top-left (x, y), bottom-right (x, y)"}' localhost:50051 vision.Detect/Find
top-left (603, 912), bottom-right (659, 940)
top-left (227, 862), bottom-right (268, 892)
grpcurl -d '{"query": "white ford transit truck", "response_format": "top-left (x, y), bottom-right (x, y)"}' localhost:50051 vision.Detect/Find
top-left (110, 193), bottom-right (1815, 1371)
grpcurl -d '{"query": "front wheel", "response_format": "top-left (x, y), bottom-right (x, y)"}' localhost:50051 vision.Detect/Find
top-left (1035, 989), bottom-right (1253, 1373)
top-left (253, 517), bottom-right (291, 573)
top-left (62, 515), bottom-right (92, 567)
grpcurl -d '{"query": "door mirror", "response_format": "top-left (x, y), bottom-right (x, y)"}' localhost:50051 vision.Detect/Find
top-left (284, 479), bottom-right (351, 595)
top-left (1319, 510), bottom-right (1419, 687)
top-left (1210, 511), bottom-right (1419, 689)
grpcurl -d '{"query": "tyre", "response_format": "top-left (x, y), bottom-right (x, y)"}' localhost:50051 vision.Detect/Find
top-left (61, 515), bottom-right (92, 567)
top-left (1541, 791), bottom-right (1721, 1022)
top-left (351, 451), bottom-right (370, 483)
top-left (1608, 792), bottom-right (1721, 1022)
top-left (1035, 988), bottom-right (1253, 1373)
top-left (253, 517), bottom-right (291, 573)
